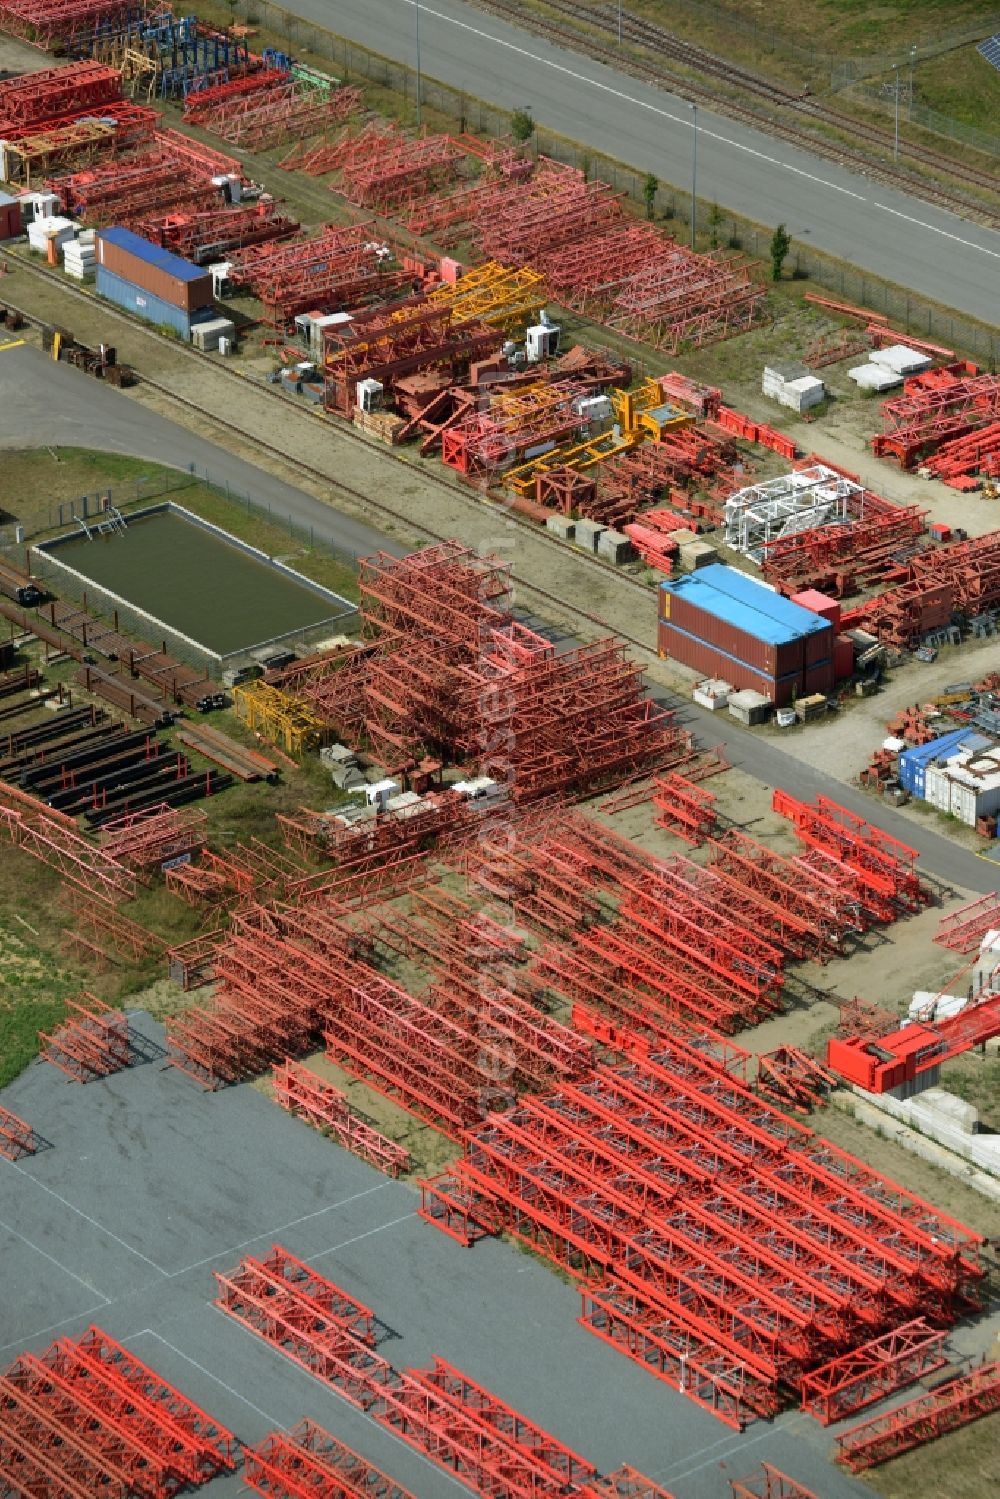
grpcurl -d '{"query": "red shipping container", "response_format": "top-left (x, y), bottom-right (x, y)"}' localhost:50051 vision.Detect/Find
top-left (790, 588), bottom-right (841, 630)
top-left (804, 659), bottom-right (834, 696)
top-left (0, 192), bottom-right (21, 241)
top-left (96, 227), bottom-right (213, 312)
top-left (834, 634), bottom-right (854, 680)
top-left (657, 620), bottom-right (802, 705)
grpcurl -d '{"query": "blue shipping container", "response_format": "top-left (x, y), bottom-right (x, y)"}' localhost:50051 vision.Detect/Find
top-left (898, 729), bottom-right (973, 796)
top-left (95, 266), bottom-right (213, 337)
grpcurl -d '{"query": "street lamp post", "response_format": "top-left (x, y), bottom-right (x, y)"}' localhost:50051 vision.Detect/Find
top-left (909, 44), bottom-right (917, 121)
top-left (892, 63), bottom-right (899, 161)
top-left (415, 0), bottom-right (422, 129)
top-left (690, 102), bottom-right (698, 249)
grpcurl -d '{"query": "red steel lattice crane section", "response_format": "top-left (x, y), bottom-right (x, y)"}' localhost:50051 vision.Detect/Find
top-left (216, 1245), bottom-right (675, 1499)
top-left (835, 1360), bottom-right (1000, 1471)
top-left (729, 1464), bottom-right (819, 1499)
top-left (0, 1324), bottom-right (236, 1498)
top-left (0, 1105), bottom-right (39, 1161)
top-left (799, 1318), bottom-right (948, 1425)
top-left (272, 1058), bottom-right (411, 1177)
top-left (38, 993), bottom-right (132, 1083)
top-left (244, 1419), bottom-right (416, 1499)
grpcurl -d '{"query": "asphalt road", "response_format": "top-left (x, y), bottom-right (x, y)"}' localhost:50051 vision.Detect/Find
top-left (304, 0), bottom-right (1000, 325)
top-left (0, 344), bottom-right (397, 561)
top-left (0, 1018), bottom-right (872, 1499)
top-left (2, 344), bottom-right (994, 896)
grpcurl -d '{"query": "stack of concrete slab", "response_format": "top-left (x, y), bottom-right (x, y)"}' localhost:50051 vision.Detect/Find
top-left (762, 361), bottom-right (825, 413)
top-left (597, 528), bottom-right (635, 565)
top-left (63, 230), bottom-right (95, 281)
top-left (545, 515), bottom-right (575, 541)
top-left (848, 362), bottom-right (902, 392)
top-left (574, 518), bottom-right (605, 553)
top-left (871, 343), bottom-right (934, 376)
top-left (728, 687), bottom-right (771, 724)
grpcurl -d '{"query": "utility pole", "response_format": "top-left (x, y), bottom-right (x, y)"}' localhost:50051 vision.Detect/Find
top-left (415, 0), bottom-right (422, 129)
top-left (909, 43), bottom-right (917, 121)
top-left (618, 0), bottom-right (623, 46)
top-left (690, 102), bottom-right (698, 249)
top-left (893, 63), bottom-right (899, 161)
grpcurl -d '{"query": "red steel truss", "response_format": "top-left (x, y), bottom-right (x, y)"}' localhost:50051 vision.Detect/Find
top-left (423, 1033), bottom-right (984, 1428)
top-left (0, 1105), bottom-right (39, 1161)
top-left (729, 1464), bottom-right (819, 1499)
top-left (0, 61), bottom-right (121, 130)
top-left (38, 993), bottom-right (132, 1083)
top-left (217, 1247), bottom-right (675, 1499)
top-left (835, 1360), bottom-right (1000, 1471)
top-left (772, 789), bottom-right (930, 915)
top-left (184, 78), bottom-right (361, 151)
top-left (244, 1419), bottom-right (416, 1499)
top-left (0, 780), bottom-right (137, 902)
top-left (872, 366), bottom-right (1000, 468)
top-left (935, 891), bottom-right (1000, 953)
top-left (653, 771), bottom-right (718, 844)
top-left (99, 802), bottom-right (209, 868)
top-left (0, 0), bottom-right (132, 48)
top-left (0, 1323), bottom-right (236, 1497)
top-left (755, 1047), bottom-right (838, 1113)
top-left (136, 198), bottom-right (299, 263)
top-left (272, 1059), bottom-right (411, 1176)
top-left (60, 888), bottom-right (159, 963)
top-left (800, 1318), bottom-right (948, 1424)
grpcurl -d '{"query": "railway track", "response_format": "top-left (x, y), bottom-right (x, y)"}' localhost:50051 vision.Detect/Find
top-left (477, 0), bottom-right (1000, 226)
top-left (0, 257), bottom-right (659, 660)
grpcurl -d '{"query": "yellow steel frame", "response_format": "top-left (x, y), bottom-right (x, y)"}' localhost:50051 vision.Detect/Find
top-left (232, 681), bottom-right (328, 757)
top-left (428, 259), bottom-right (545, 331)
top-left (505, 425), bottom-right (642, 497)
top-left (4, 120), bottom-right (117, 186)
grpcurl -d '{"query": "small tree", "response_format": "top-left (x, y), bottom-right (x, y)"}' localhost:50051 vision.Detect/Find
top-left (510, 107), bottom-right (534, 143)
top-left (708, 201), bottom-right (722, 249)
top-left (770, 222), bottom-right (791, 283)
top-left (642, 172), bottom-right (658, 220)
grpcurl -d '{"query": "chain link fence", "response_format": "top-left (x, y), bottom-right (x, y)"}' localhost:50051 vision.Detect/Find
top-left (845, 80), bottom-right (1000, 159)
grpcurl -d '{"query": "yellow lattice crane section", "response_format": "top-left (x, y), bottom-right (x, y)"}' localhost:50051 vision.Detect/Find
top-left (506, 426), bottom-right (641, 497)
top-left (232, 681), bottom-right (328, 758)
top-left (428, 260), bottom-right (545, 331)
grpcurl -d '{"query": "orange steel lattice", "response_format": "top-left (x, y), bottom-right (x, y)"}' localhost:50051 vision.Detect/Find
top-left (0, 781), bottom-right (137, 902)
top-left (38, 993), bottom-right (132, 1083)
top-left (217, 1246), bottom-right (675, 1499)
top-left (0, 1323), bottom-right (236, 1497)
top-left (244, 1419), bottom-right (417, 1499)
top-left (729, 1464), bottom-right (819, 1499)
top-left (935, 891), bottom-right (1000, 953)
top-left (99, 802), bottom-right (209, 868)
top-left (755, 1047), bottom-right (839, 1113)
top-left (800, 1319), bottom-right (948, 1425)
top-left (0, 1105), bottom-right (39, 1161)
top-left (272, 1059), bottom-right (411, 1177)
top-left (423, 1029), bottom-right (985, 1431)
top-left (772, 790), bottom-right (930, 919)
top-left (653, 771), bottom-right (718, 845)
top-left (835, 1360), bottom-right (1000, 1471)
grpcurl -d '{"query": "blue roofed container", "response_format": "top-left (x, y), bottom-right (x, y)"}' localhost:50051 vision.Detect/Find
top-left (659, 565), bottom-right (832, 676)
top-left (680, 563), bottom-right (834, 666)
top-left (95, 227), bottom-right (214, 313)
top-left (899, 729), bottom-right (993, 797)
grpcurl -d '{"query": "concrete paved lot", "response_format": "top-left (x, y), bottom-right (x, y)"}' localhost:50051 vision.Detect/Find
top-left (0, 1013), bottom-right (871, 1499)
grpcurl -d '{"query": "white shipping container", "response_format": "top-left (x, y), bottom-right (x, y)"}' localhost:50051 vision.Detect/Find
top-left (924, 762), bottom-right (951, 812)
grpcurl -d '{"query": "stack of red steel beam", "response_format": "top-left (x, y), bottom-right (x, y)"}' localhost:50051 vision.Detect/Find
top-left (216, 1246), bottom-right (677, 1499)
top-left (593, 428), bottom-right (746, 530)
top-left (923, 418), bottom-right (1000, 486)
top-left (0, 59), bottom-right (159, 181)
top-left (834, 1360), bottom-right (1000, 1471)
top-left (935, 891), bottom-right (1000, 953)
top-left (135, 198), bottom-right (299, 263)
top-left (0, 1104), bottom-right (39, 1161)
top-left (331, 122), bottom-right (464, 211)
top-left (229, 222), bottom-right (414, 326)
top-left (0, 0), bottom-right (131, 49)
top-left (273, 1059), bottom-right (412, 1176)
top-left (0, 1324), bottom-right (236, 1495)
top-left (760, 488), bottom-right (928, 597)
top-left (840, 528), bottom-right (1000, 646)
top-left (422, 1035), bottom-right (985, 1432)
top-left (183, 73), bottom-right (362, 151)
top-left (872, 364), bottom-right (1000, 468)
top-left (772, 789), bottom-right (930, 920)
